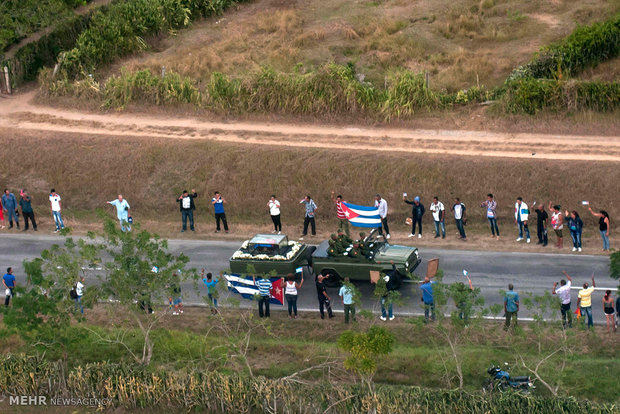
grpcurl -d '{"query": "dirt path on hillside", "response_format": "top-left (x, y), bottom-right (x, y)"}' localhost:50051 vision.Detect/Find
top-left (1, 91), bottom-right (618, 161)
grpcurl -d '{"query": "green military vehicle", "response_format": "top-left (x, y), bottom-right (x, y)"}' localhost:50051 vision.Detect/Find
top-left (229, 234), bottom-right (312, 276)
top-left (229, 230), bottom-right (421, 289)
top-left (311, 229), bottom-right (421, 289)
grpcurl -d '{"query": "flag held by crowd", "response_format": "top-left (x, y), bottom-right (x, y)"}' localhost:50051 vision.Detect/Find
top-left (224, 274), bottom-right (284, 305)
top-left (341, 202), bottom-right (382, 228)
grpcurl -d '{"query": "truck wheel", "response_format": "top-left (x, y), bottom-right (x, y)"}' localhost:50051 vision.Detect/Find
top-left (322, 271), bottom-right (341, 288)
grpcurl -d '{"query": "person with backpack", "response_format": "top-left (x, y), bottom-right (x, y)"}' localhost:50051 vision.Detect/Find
top-left (564, 210), bottom-right (584, 252)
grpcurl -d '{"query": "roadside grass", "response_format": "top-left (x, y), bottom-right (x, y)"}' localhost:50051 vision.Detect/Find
top-left (1, 306), bottom-right (618, 402)
top-left (0, 129), bottom-right (618, 250)
top-left (119, 0), bottom-right (617, 92)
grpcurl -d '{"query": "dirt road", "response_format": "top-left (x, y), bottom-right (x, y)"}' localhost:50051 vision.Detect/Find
top-left (1, 91), bottom-right (618, 161)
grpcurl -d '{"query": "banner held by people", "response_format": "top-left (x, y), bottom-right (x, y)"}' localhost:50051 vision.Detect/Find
top-left (341, 202), bottom-right (382, 228)
top-left (224, 273), bottom-right (284, 305)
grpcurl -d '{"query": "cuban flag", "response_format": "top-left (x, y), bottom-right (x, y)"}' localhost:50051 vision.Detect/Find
top-left (341, 202), bottom-right (382, 228)
top-left (224, 274), bottom-right (284, 305)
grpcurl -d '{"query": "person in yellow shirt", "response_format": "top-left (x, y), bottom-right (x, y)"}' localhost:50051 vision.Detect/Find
top-left (577, 275), bottom-right (596, 328)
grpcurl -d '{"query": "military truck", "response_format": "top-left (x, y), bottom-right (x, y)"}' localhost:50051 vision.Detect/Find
top-left (311, 229), bottom-right (420, 288)
top-left (229, 230), bottom-right (420, 289)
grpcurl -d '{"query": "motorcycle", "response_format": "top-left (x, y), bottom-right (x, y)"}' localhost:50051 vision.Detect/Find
top-left (482, 363), bottom-right (535, 394)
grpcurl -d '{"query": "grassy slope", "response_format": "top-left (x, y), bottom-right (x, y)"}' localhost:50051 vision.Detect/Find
top-left (120, 0), bottom-right (619, 92)
top-left (0, 128), bottom-right (617, 247)
top-left (2, 306), bottom-right (618, 402)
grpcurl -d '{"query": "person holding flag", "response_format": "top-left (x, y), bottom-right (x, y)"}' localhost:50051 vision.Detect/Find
top-left (331, 191), bottom-right (350, 237)
top-left (253, 274), bottom-right (273, 318)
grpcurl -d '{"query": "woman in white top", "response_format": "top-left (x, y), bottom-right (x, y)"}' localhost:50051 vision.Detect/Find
top-left (268, 195), bottom-right (281, 234)
top-left (283, 273), bottom-right (304, 319)
top-left (548, 202), bottom-right (564, 249)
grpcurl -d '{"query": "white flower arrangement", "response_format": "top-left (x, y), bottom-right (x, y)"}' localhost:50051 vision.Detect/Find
top-left (231, 239), bottom-right (303, 261)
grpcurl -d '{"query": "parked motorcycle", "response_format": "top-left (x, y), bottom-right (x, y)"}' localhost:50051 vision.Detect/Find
top-left (482, 363), bottom-right (535, 394)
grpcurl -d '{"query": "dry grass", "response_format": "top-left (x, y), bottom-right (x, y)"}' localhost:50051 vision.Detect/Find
top-left (116, 0), bottom-right (619, 92)
top-left (0, 128), bottom-right (617, 255)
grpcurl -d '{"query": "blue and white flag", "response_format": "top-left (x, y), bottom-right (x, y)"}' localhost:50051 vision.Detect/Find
top-left (341, 202), bottom-right (382, 228)
top-left (224, 273), bottom-right (284, 305)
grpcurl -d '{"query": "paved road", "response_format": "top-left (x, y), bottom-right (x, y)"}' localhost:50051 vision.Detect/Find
top-left (0, 234), bottom-right (615, 323)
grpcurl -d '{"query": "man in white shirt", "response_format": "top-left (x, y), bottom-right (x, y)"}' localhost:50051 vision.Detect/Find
top-left (451, 197), bottom-right (467, 240)
top-left (49, 189), bottom-right (64, 232)
top-left (268, 195), bottom-right (281, 234)
top-left (429, 196), bottom-right (445, 239)
top-left (107, 195), bottom-right (131, 232)
top-left (75, 276), bottom-right (85, 314)
top-left (374, 194), bottom-right (390, 239)
top-left (552, 271), bottom-right (572, 328)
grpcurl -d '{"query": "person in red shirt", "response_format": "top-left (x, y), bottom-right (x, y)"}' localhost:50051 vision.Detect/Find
top-left (331, 191), bottom-right (350, 237)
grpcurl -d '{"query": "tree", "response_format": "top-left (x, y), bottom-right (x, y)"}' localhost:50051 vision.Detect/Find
top-left (94, 215), bottom-right (199, 365)
top-left (1, 234), bottom-right (102, 362)
top-left (337, 326), bottom-right (394, 392)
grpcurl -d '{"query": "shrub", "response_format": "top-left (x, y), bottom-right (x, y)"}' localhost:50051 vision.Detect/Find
top-left (500, 78), bottom-right (620, 114)
top-left (509, 14), bottom-right (620, 80)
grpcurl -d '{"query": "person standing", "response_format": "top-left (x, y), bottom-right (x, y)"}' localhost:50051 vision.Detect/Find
top-left (2, 189), bottom-right (19, 230)
top-left (19, 190), bottom-right (37, 231)
top-left (169, 273), bottom-right (183, 315)
top-left (552, 271), bottom-right (572, 328)
top-left (451, 198), bottom-right (467, 240)
top-left (75, 276), bottom-right (85, 314)
top-left (284, 273), bottom-right (304, 319)
top-left (504, 284), bottom-right (519, 331)
top-left (514, 197), bottom-right (530, 243)
top-left (455, 276), bottom-right (475, 322)
top-left (564, 210), bottom-right (583, 252)
top-left (535, 204), bottom-right (548, 246)
top-left (300, 195), bottom-right (317, 240)
top-left (602, 290), bottom-right (616, 333)
top-left (107, 195), bottom-right (131, 232)
top-left (374, 194), bottom-right (390, 239)
top-left (202, 270), bottom-right (219, 314)
top-left (0, 196), bottom-right (5, 229)
top-left (268, 195), bottom-right (282, 234)
top-left (253, 274), bottom-right (272, 318)
top-left (548, 203), bottom-right (564, 249)
top-left (380, 262), bottom-right (398, 321)
top-left (339, 277), bottom-right (356, 324)
top-left (404, 195), bottom-right (425, 238)
top-left (588, 207), bottom-right (610, 252)
top-left (212, 191), bottom-right (229, 233)
top-left (49, 189), bottom-right (64, 232)
top-left (3, 267), bottom-right (16, 307)
top-left (480, 194), bottom-right (499, 240)
top-left (420, 276), bottom-right (437, 322)
top-left (577, 275), bottom-right (596, 328)
top-left (177, 189), bottom-right (198, 232)
top-left (429, 197), bottom-right (445, 239)
top-left (316, 274), bottom-right (333, 319)
top-left (331, 191), bottom-right (350, 237)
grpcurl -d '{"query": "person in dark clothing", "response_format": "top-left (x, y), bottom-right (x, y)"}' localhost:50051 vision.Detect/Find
top-left (316, 274), bottom-right (333, 319)
top-left (404, 195), bottom-right (425, 238)
top-left (212, 191), bottom-right (229, 233)
top-left (19, 190), bottom-right (37, 231)
top-left (564, 210), bottom-right (584, 252)
top-left (535, 204), bottom-right (548, 246)
top-left (177, 189), bottom-right (198, 232)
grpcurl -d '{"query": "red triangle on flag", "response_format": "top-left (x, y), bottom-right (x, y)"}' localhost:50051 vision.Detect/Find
top-left (341, 203), bottom-right (359, 220)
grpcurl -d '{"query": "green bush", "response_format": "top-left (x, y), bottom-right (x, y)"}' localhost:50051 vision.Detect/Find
top-left (0, 355), bottom-right (618, 412)
top-left (500, 78), bottom-right (620, 114)
top-left (509, 14), bottom-right (620, 80)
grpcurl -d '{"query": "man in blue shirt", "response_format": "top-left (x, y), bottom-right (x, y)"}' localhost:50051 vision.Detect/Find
top-left (3, 267), bottom-right (16, 307)
top-left (212, 191), bottom-right (229, 233)
top-left (300, 195), bottom-right (318, 240)
top-left (339, 277), bottom-right (356, 324)
top-left (420, 276), bottom-right (436, 322)
top-left (253, 274), bottom-right (272, 318)
top-left (107, 195), bottom-right (131, 232)
top-left (504, 283), bottom-right (520, 330)
top-left (2, 189), bottom-right (19, 229)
